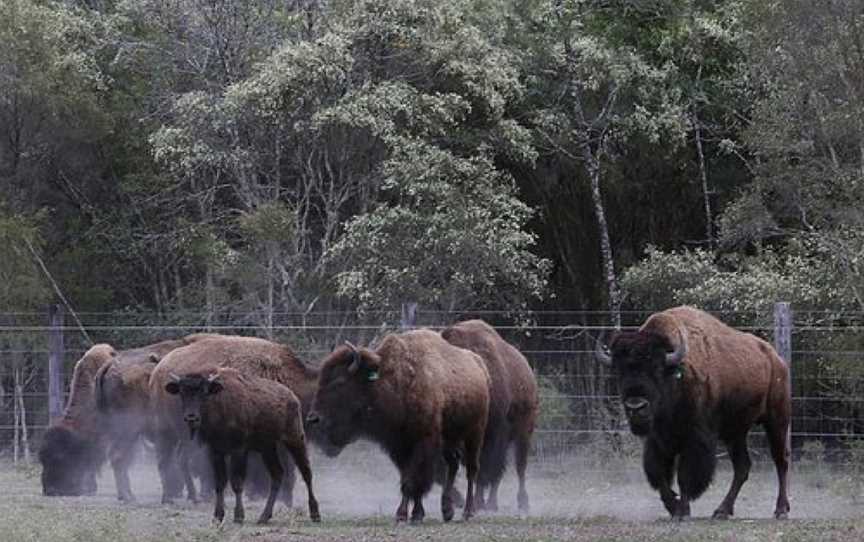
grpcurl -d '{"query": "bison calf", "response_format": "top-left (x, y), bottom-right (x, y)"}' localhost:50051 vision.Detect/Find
top-left (596, 306), bottom-right (791, 520)
top-left (165, 368), bottom-right (320, 525)
top-left (307, 330), bottom-right (490, 523)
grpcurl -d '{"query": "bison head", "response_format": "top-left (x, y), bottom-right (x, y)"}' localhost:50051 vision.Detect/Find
top-left (306, 342), bottom-right (380, 456)
top-left (39, 425), bottom-right (104, 496)
top-left (164, 372), bottom-right (223, 439)
top-left (595, 327), bottom-right (687, 436)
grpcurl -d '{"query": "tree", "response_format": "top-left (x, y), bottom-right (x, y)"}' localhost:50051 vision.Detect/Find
top-left (151, 0), bottom-right (551, 317)
top-left (523, 0), bottom-right (688, 324)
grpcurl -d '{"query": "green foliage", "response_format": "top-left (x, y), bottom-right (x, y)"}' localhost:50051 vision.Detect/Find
top-left (329, 142), bottom-right (550, 312)
top-left (621, 245), bottom-right (825, 318)
top-left (0, 209), bottom-right (50, 310)
top-left (1, 0), bottom-right (859, 322)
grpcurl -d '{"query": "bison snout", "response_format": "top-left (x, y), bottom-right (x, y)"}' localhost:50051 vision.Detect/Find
top-left (184, 413), bottom-right (201, 424)
top-left (623, 397), bottom-right (649, 413)
top-left (306, 411), bottom-right (321, 425)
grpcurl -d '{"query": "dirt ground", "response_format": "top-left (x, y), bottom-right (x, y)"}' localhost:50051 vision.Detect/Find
top-left (3, 445), bottom-right (864, 542)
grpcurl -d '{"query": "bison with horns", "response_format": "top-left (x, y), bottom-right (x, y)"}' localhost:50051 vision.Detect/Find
top-left (595, 306), bottom-right (791, 520)
top-left (307, 329), bottom-right (490, 523)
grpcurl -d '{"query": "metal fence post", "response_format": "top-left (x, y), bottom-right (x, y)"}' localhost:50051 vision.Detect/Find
top-left (773, 302), bottom-right (793, 454)
top-left (48, 304), bottom-right (65, 421)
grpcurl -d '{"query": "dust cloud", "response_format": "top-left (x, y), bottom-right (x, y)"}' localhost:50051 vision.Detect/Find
top-left (91, 441), bottom-right (860, 522)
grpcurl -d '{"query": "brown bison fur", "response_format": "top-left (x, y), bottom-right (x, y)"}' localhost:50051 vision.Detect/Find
top-left (149, 335), bottom-right (320, 505)
top-left (39, 344), bottom-right (117, 496)
top-left (441, 319), bottom-right (539, 512)
top-left (308, 329), bottom-right (490, 522)
top-left (93, 336), bottom-right (210, 502)
top-left (597, 306), bottom-right (791, 519)
top-left (165, 367), bottom-right (320, 525)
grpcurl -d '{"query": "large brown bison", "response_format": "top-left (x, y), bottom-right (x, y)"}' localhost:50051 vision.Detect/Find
top-left (441, 320), bottom-right (539, 512)
top-left (149, 335), bottom-right (321, 505)
top-left (306, 329), bottom-right (490, 522)
top-left (40, 337), bottom-right (205, 499)
top-left (93, 336), bottom-right (206, 501)
top-left (164, 367), bottom-right (320, 525)
top-left (39, 344), bottom-right (115, 496)
top-left (595, 306), bottom-right (791, 519)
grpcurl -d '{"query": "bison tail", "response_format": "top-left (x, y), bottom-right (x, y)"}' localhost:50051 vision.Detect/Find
top-left (94, 360), bottom-right (114, 413)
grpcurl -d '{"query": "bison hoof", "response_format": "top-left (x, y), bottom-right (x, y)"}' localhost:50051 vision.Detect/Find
top-left (774, 510), bottom-right (789, 520)
top-left (712, 509), bottom-right (732, 520)
top-left (518, 494), bottom-right (530, 514)
top-left (256, 514), bottom-right (271, 525)
top-left (442, 505), bottom-right (454, 523)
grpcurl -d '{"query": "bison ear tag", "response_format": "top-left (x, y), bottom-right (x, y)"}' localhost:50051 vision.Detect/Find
top-left (366, 370), bottom-right (380, 382)
top-left (673, 366), bottom-right (684, 380)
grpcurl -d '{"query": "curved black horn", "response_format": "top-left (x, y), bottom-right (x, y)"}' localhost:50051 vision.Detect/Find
top-left (345, 341), bottom-right (363, 373)
top-left (206, 372), bottom-right (220, 383)
top-left (594, 334), bottom-right (612, 366)
top-left (665, 325), bottom-right (688, 366)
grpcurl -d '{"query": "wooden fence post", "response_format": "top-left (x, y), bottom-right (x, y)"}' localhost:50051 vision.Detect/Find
top-left (773, 302), bottom-right (793, 454)
top-left (48, 304), bottom-right (65, 421)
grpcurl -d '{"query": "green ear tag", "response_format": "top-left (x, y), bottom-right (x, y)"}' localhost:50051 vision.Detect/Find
top-left (673, 366), bottom-right (684, 380)
top-left (367, 370), bottom-right (380, 382)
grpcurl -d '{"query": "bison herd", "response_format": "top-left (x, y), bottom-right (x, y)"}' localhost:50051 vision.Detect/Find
top-left (38, 307), bottom-right (793, 525)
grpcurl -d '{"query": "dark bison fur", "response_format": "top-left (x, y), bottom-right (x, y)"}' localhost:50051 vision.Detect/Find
top-left (39, 423), bottom-right (105, 496)
top-left (441, 320), bottom-right (539, 512)
top-left (308, 330), bottom-right (490, 523)
top-left (597, 306), bottom-right (791, 520)
top-left (39, 344), bottom-right (116, 497)
top-left (164, 368), bottom-right (319, 525)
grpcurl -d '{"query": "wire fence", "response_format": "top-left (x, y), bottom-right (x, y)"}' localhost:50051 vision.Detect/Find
top-left (1, 305), bottom-right (863, 468)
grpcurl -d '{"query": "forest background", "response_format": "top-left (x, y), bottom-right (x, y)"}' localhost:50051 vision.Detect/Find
top-left (1, 0), bottom-right (862, 326)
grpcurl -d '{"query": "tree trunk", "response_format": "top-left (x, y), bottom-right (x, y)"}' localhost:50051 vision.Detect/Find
top-left (583, 153), bottom-right (621, 328)
top-left (266, 245), bottom-right (276, 339)
top-left (205, 264), bottom-right (215, 330)
top-left (692, 107), bottom-right (714, 247)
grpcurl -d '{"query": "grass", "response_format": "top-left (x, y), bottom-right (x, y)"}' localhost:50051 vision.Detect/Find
top-left (3, 450), bottom-right (864, 542)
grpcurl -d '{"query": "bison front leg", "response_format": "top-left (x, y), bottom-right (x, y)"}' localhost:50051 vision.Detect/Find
top-left (676, 431), bottom-right (717, 520)
top-left (643, 438), bottom-right (680, 517)
top-left (397, 438), bottom-right (437, 523)
top-left (210, 450), bottom-right (228, 526)
top-left (229, 451), bottom-right (248, 524)
top-left (109, 436), bottom-right (138, 503)
top-left (155, 432), bottom-right (180, 504)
